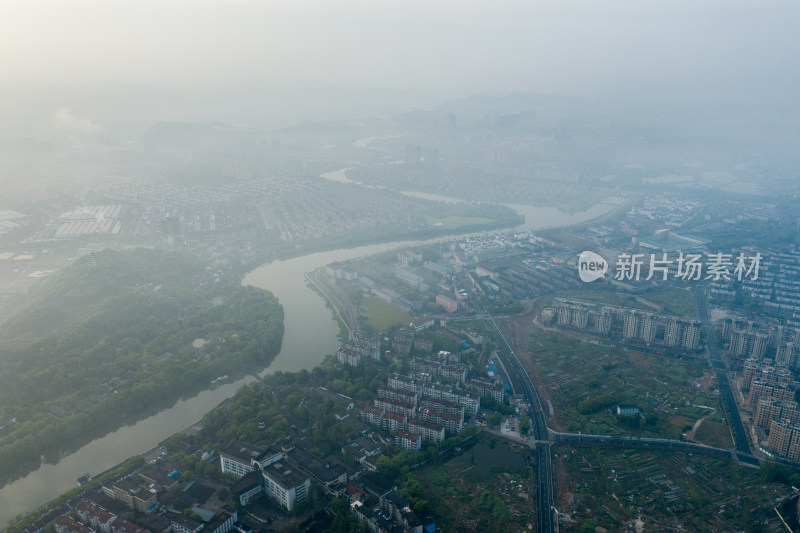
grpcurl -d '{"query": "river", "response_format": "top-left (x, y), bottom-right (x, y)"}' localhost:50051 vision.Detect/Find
top-left (320, 167), bottom-right (627, 229)
top-left (0, 199), bottom-right (623, 526)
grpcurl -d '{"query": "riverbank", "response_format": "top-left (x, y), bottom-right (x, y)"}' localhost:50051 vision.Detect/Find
top-left (0, 251), bottom-right (283, 491)
top-left (0, 197), bottom-right (628, 527)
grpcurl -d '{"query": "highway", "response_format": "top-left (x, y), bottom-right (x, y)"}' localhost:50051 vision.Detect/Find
top-left (696, 287), bottom-right (752, 456)
top-left (477, 299), bottom-right (556, 533)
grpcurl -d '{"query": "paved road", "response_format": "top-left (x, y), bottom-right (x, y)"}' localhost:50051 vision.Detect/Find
top-left (696, 287), bottom-right (752, 456)
top-left (477, 300), bottom-right (556, 533)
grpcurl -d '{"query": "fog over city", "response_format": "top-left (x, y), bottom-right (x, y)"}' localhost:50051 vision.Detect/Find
top-left (0, 0), bottom-right (797, 194)
top-left (2, 1), bottom-right (799, 116)
top-left (1, 1), bottom-right (800, 532)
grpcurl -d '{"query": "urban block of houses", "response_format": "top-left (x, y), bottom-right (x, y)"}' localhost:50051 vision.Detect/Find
top-left (54, 516), bottom-right (95, 533)
top-left (76, 501), bottom-right (116, 533)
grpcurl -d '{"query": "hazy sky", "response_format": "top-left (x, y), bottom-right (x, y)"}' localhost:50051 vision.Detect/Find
top-left (2, 0), bottom-right (798, 97)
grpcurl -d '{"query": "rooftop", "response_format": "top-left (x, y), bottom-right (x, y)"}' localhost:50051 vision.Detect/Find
top-left (230, 470), bottom-right (264, 495)
top-left (263, 461), bottom-right (309, 489)
top-left (220, 441), bottom-right (267, 464)
top-left (288, 448), bottom-right (347, 483)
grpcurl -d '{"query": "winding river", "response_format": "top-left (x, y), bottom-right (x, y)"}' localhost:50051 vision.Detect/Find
top-left (0, 198), bottom-right (624, 527)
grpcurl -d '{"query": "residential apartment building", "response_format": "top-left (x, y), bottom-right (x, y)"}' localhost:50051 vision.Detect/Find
top-left (747, 380), bottom-right (795, 411)
top-left (755, 399), bottom-right (800, 429)
top-left (336, 346), bottom-right (361, 367)
top-left (409, 357), bottom-right (467, 383)
top-left (395, 431), bottom-right (423, 452)
top-left (381, 412), bottom-right (408, 432)
top-left (622, 310), bottom-right (659, 343)
top-left (663, 318), bottom-right (702, 350)
top-left (419, 398), bottom-right (465, 420)
top-left (388, 374), bottom-right (424, 396)
top-left (467, 378), bottom-right (504, 404)
top-left (416, 407), bottom-right (463, 435)
top-left (408, 419), bottom-right (446, 445)
top-left (346, 333), bottom-right (380, 361)
top-left (436, 294), bottom-right (458, 313)
top-left (376, 386), bottom-right (418, 408)
top-left (742, 360), bottom-right (794, 390)
top-left (361, 406), bottom-right (386, 426)
top-left (767, 418), bottom-right (800, 461)
top-left (54, 516), bottom-right (95, 533)
top-left (423, 383), bottom-right (480, 414)
top-left (374, 396), bottom-right (416, 418)
top-left (75, 501), bottom-right (116, 533)
top-left (730, 329), bottom-right (769, 359)
top-left (777, 342), bottom-right (800, 370)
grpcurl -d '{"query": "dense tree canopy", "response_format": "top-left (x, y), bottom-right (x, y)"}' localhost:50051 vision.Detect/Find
top-left (0, 249), bottom-right (284, 486)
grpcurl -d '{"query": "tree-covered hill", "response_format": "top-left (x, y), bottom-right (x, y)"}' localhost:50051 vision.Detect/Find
top-left (0, 248), bottom-right (283, 487)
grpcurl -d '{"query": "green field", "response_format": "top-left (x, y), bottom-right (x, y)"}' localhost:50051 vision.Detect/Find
top-left (642, 286), bottom-right (699, 318)
top-left (414, 437), bottom-right (535, 532)
top-left (361, 296), bottom-right (413, 331)
top-left (524, 327), bottom-right (723, 440)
